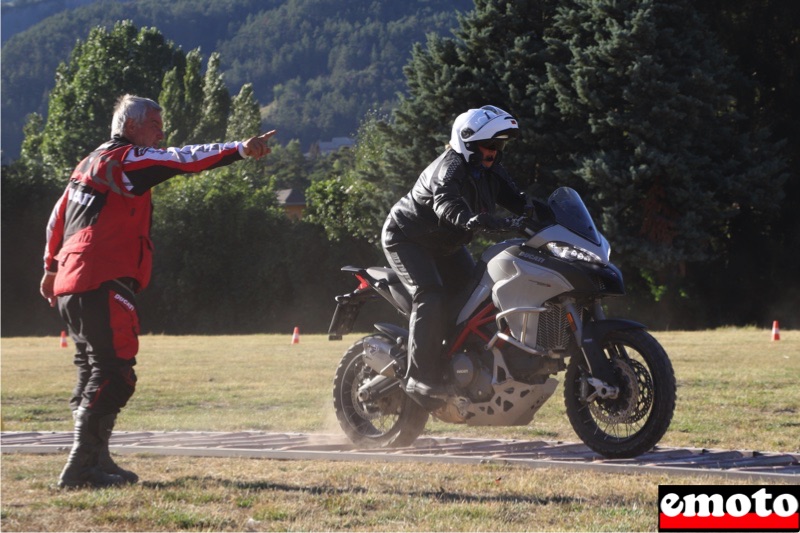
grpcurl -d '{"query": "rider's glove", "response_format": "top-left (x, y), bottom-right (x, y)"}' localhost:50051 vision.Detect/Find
top-left (466, 213), bottom-right (508, 232)
top-left (505, 216), bottom-right (525, 231)
top-left (526, 198), bottom-right (552, 222)
top-left (524, 203), bottom-right (538, 221)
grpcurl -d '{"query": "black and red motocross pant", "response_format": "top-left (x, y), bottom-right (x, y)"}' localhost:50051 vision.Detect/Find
top-left (57, 279), bottom-right (139, 415)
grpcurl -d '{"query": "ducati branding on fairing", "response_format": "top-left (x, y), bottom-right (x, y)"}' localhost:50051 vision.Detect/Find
top-left (518, 250), bottom-right (546, 264)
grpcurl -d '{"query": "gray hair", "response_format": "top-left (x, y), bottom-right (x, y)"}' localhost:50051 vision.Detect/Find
top-left (111, 94), bottom-right (162, 137)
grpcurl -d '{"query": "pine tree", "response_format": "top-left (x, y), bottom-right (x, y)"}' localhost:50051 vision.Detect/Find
top-left (542, 0), bottom-right (786, 292)
top-left (696, 0), bottom-right (799, 326)
top-left (372, 0), bottom-right (787, 326)
top-left (379, 0), bottom-right (566, 198)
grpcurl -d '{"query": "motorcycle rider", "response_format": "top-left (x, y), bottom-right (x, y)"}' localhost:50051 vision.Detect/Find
top-left (381, 105), bottom-right (528, 406)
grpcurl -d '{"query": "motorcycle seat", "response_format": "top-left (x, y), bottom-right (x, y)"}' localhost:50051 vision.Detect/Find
top-left (365, 267), bottom-right (401, 285)
top-left (364, 267), bottom-right (411, 315)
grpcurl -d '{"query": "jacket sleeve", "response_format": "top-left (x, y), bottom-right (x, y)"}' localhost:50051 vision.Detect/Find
top-left (431, 158), bottom-right (475, 229)
top-left (121, 142), bottom-right (245, 195)
top-left (43, 191), bottom-right (68, 272)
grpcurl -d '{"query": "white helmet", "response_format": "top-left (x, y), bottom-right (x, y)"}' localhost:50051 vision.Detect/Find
top-left (449, 105), bottom-right (519, 163)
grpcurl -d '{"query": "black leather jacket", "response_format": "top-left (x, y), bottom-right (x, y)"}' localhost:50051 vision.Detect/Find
top-left (388, 149), bottom-right (527, 253)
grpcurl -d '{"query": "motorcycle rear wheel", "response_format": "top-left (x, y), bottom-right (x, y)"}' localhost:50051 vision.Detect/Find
top-left (564, 328), bottom-right (676, 459)
top-left (333, 336), bottom-right (429, 448)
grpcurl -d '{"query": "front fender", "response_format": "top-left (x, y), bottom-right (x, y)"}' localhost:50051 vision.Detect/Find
top-left (579, 319), bottom-right (647, 384)
top-left (584, 319), bottom-right (646, 341)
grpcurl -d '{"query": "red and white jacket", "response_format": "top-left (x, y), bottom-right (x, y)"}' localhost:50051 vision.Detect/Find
top-left (44, 136), bottom-right (247, 296)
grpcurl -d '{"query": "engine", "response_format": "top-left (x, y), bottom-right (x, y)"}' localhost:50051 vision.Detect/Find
top-left (449, 344), bottom-right (566, 404)
top-left (449, 349), bottom-right (495, 402)
top-left (439, 345), bottom-right (561, 427)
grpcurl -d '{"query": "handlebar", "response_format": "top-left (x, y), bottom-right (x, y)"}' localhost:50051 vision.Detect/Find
top-left (505, 210), bottom-right (555, 237)
top-left (479, 200), bottom-right (555, 236)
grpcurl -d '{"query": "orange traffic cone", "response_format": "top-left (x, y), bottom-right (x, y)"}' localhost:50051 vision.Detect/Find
top-left (60, 330), bottom-right (68, 348)
top-left (771, 320), bottom-right (781, 341)
top-left (291, 326), bottom-right (300, 344)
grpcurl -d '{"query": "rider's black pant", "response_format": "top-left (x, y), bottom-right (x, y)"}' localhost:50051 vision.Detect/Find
top-left (382, 218), bottom-right (474, 384)
top-left (57, 280), bottom-right (139, 416)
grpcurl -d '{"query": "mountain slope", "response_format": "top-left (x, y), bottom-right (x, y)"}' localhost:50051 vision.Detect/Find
top-left (0, 0), bottom-right (472, 161)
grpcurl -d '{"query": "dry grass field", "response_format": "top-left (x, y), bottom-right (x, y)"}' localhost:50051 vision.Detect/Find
top-left (1, 327), bottom-right (798, 531)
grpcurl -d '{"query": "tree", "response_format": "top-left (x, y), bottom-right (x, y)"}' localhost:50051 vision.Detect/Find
top-left (16, 112), bottom-right (48, 185)
top-left (226, 83), bottom-right (261, 139)
top-left (159, 55), bottom-right (189, 147)
top-left (38, 20), bottom-right (182, 179)
top-left (219, 0), bottom-right (472, 147)
top-left (190, 52), bottom-right (231, 143)
top-left (147, 172), bottom-right (287, 333)
top-left (161, 48), bottom-right (242, 147)
top-left (541, 0), bottom-right (787, 324)
top-left (374, 0), bottom-right (788, 327)
top-left (305, 113), bottom-right (390, 244)
top-left (376, 0), bottom-right (564, 198)
top-left (695, 1), bottom-right (800, 327)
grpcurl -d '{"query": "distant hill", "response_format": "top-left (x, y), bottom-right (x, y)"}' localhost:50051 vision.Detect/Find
top-left (0, 0), bottom-right (472, 162)
top-left (1, 0), bottom-right (99, 43)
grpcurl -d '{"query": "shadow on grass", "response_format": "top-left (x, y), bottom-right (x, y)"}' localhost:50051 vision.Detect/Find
top-left (142, 476), bottom-right (579, 506)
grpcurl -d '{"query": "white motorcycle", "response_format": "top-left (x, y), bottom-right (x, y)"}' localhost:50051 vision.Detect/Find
top-left (328, 187), bottom-right (676, 458)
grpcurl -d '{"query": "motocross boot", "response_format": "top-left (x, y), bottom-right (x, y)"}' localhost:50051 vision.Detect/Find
top-left (96, 413), bottom-right (139, 484)
top-left (404, 376), bottom-right (448, 398)
top-left (58, 408), bottom-right (126, 489)
top-left (404, 377), bottom-right (447, 410)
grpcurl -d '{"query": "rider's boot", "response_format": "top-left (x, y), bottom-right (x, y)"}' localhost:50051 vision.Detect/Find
top-left (58, 407), bottom-right (126, 489)
top-left (96, 413), bottom-right (139, 484)
top-left (404, 373), bottom-right (448, 410)
top-left (404, 376), bottom-right (448, 398)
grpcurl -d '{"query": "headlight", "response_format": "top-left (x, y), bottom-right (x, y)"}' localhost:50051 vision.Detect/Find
top-left (546, 242), bottom-right (605, 264)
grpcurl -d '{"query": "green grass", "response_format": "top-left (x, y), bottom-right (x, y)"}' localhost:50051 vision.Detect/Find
top-left (3, 453), bottom-right (791, 532)
top-left (1, 328), bottom-right (798, 531)
top-left (4, 329), bottom-right (797, 451)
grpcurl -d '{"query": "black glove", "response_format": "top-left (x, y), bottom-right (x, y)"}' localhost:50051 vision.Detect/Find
top-left (524, 203), bottom-right (538, 221)
top-left (526, 198), bottom-right (552, 222)
top-left (466, 213), bottom-right (508, 232)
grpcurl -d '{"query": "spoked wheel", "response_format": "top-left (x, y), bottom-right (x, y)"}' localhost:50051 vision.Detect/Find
top-left (333, 336), bottom-right (428, 448)
top-left (564, 328), bottom-right (676, 458)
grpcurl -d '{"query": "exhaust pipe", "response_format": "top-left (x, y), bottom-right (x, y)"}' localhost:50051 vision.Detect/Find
top-left (358, 336), bottom-right (405, 401)
top-left (357, 374), bottom-right (401, 402)
top-left (362, 337), bottom-right (400, 377)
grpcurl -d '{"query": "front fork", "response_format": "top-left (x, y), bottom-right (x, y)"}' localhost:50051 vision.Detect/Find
top-left (563, 298), bottom-right (620, 400)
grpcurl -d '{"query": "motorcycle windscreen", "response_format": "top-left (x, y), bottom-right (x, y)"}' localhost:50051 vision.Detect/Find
top-left (547, 187), bottom-right (602, 246)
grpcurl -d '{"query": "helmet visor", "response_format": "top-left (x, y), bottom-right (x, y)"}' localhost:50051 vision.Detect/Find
top-left (478, 138), bottom-right (508, 151)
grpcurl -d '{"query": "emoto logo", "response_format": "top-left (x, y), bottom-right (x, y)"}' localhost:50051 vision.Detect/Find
top-left (658, 485), bottom-right (799, 532)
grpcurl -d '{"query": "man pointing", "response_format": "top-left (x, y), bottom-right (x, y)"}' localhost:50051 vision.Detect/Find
top-left (40, 94), bottom-right (276, 488)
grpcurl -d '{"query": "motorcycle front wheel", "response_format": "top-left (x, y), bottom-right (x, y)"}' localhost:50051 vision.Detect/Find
top-left (564, 328), bottom-right (676, 459)
top-left (333, 335), bottom-right (429, 448)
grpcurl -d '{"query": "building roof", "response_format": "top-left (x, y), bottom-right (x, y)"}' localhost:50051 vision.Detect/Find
top-left (276, 188), bottom-right (306, 206)
top-left (316, 136), bottom-right (354, 155)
